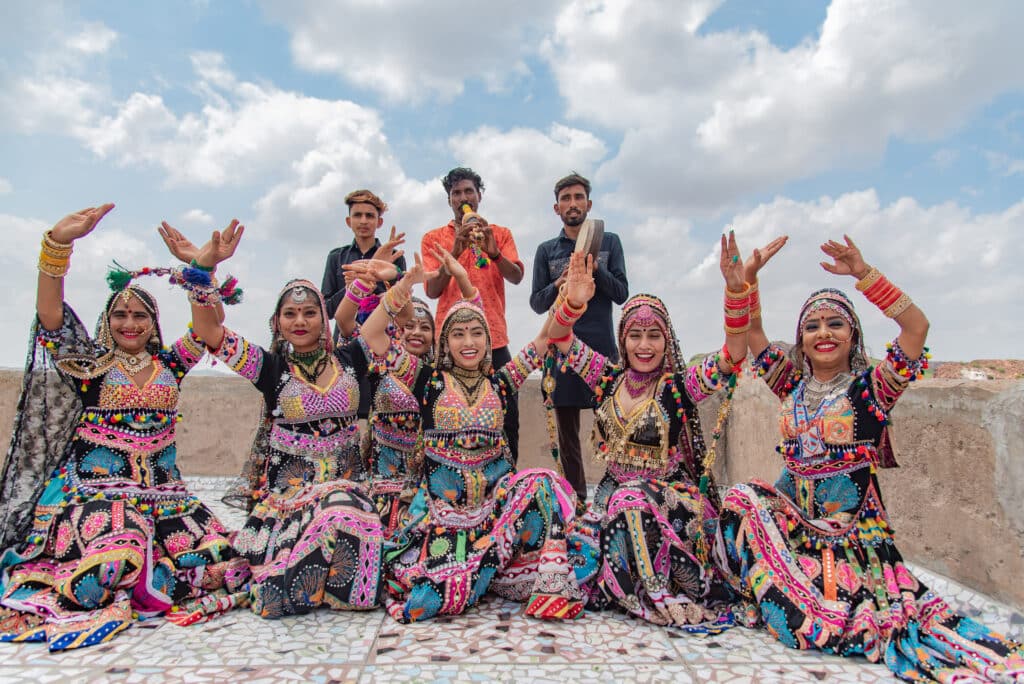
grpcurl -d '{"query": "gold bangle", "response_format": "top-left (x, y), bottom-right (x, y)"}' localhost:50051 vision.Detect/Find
top-left (42, 231), bottom-right (73, 254)
top-left (883, 293), bottom-right (913, 318)
top-left (855, 266), bottom-right (882, 292)
top-left (38, 259), bottom-right (69, 278)
top-left (724, 282), bottom-right (752, 300)
top-left (724, 322), bottom-right (751, 335)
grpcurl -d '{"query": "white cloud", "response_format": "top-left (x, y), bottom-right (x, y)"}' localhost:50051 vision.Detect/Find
top-left (0, 178), bottom-right (11, 195)
top-left (984, 150), bottom-right (1024, 177)
top-left (0, 13), bottom-right (116, 136)
top-left (181, 209), bottom-right (215, 226)
top-left (676, 190), bottom-right (1024, 361)
top-left (542, 0), bottom-right (1024, 214)
top-left (262, 0), bottom-right (560, 103)
top-left (83, 53), bottom-right (390, 189)
top-left (66, 21), bottom-right (117, 54)
top-left (446, 123), bottom-right (609, 245)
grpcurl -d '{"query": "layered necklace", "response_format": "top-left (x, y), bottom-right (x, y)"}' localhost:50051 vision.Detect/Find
top-left (290, 348), bottom-right (330, 383)
top-left (622, 368), bottom-right (662, 399)
top-left (114, 347), bottom-right (153, 374)
top-left (802, 371), bottom-right (852, 412)
top-left (450, 365), bottom-right (487, 404)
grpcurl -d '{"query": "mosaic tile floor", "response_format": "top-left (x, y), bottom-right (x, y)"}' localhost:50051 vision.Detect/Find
top-left (2, 477), bottom-right (1021, 684)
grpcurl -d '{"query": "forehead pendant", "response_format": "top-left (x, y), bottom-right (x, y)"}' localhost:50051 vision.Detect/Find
top-left (291, 286), bottom-right (308, 303)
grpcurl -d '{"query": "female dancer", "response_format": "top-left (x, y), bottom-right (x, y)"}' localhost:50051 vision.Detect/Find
top-left (336, 247), bottom-right (476, 538)
top-left (720, 235), bottom-right (1024, 681)
top-left (171, 222), bottom-right (385, 618)
top-left (356, 252), bottom-right (588, 623)
top-left (549, 232), bottom-right (748, 631)
top-left (0, 205), bottom-right (241, 650)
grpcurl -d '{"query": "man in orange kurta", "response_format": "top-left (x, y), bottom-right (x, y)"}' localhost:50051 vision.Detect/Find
top-left (421, 167), bottom-right (525, 462)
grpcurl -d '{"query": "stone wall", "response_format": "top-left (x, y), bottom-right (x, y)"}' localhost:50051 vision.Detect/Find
top-left (0, 370), bottom-right (1020, 609)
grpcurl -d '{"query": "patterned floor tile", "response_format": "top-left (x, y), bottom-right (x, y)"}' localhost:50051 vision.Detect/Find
top-left (687, 662), bottom-right (900, 683)
top-left (371, 597), bottom-right (679, 664)
top-left (360, 663), bottom-right (696, 683)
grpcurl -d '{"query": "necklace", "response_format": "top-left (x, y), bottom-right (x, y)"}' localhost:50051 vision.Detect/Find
top-left (450, 365), bottom-right (486, 404)
top-left (290, 348), bottom-right (329, 383)
top-left (114, 348), bottom-right (152, 373)
top-left (622, 368), bottom-right (661, 399)
top-left (802, 371), bottom-right (852, 412)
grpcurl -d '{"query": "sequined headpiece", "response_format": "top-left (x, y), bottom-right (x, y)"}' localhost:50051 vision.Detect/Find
top-left (794, 288), bottom-right (868, 373)
top-left (438, 298), bottom-right (491, 371)
top-left (617, 294), bottom-right (683, 373)
top-left (270, 279), bottom-right (332, 354)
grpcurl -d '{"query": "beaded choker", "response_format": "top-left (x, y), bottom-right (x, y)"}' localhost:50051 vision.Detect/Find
top-left (450, 365), bottom-right (486, 404)
top-left (114, 348), bottom-right (152, 373)
top-left (290, 348), bottom-right (329, 383)
top-left (622, 368), bottom-right (661, 399)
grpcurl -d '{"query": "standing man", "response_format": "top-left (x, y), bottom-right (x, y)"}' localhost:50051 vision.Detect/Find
top-left (322, 188), bottom-right (407, 337)
top-left (530, 173), bottom-right (628, 509)
top-left (321, 188), bottom-right (406, 418)
top-left (421, 167), bottom-right (525, 463)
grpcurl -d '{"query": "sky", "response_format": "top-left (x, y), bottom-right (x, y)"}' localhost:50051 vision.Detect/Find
top-left (2, 0), bottom-right (1023, 368)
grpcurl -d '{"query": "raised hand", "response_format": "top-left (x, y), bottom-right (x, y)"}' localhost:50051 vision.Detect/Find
top-left (743, 235), bottom-right (788, 284)
top-left (49, 204), bottom-right (115, 243)
top-left (564, 252), bottom-right (595, 307)
top-left (195, 220), bottom-right (245, 268)
top-left (342, 258), bottom-right (399, 283)
top-left (158, 222), bottom-right (201, 264)
top-left (719, 230), bottom-right (745, 291)
top-left (820, 235), bottom-right (869, 279)
top-left (429, 245), bottom-right (467, 282)
top-left (372, 225), bottom-right (406, 264)
top-left (403, 253), bottom-right (428, 287)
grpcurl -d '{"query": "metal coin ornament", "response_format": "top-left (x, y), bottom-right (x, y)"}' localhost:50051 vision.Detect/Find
top-left (290, 286), bottom-right (308, 303)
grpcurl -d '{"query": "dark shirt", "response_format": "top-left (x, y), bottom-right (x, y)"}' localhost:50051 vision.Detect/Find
top-left (321, 238), bottom-right (408, 319)
top-left (321, 237), bottom-right (407, 417)
top-left (530, 228), bottom-right (628, 407)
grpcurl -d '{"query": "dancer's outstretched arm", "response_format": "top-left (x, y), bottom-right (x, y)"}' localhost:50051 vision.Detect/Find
top-left (37, 203), bottom-right (116, 330)
top-left (820, 235), bottom-right (929, 359)
top-left (177, 220), bottom-right (245, 349)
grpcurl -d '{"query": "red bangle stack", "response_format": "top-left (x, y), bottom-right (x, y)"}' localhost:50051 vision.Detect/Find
top-left (723, 283), bottom-right (752, 334)
top-left (856, 267), bottom-right (912, 318)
